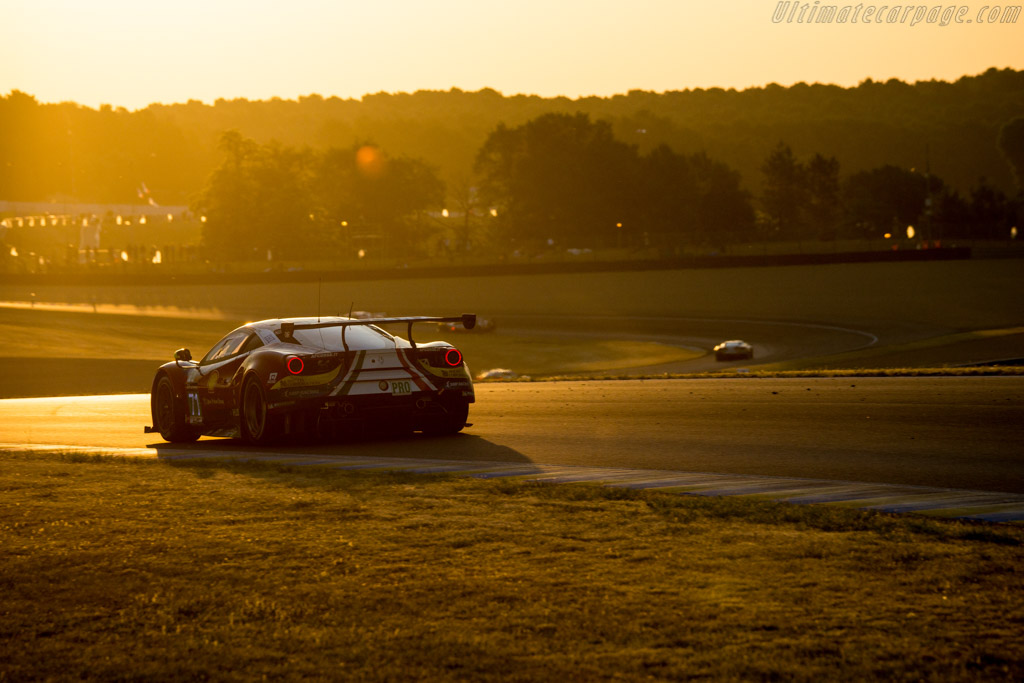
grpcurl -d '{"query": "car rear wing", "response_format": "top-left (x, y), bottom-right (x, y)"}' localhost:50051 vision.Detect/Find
top-left (280, 314), bottom-right (476, 350)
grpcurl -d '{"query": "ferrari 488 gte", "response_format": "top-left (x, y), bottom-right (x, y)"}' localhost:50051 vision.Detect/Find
top-left (146, 314), bottom-right (476, 444)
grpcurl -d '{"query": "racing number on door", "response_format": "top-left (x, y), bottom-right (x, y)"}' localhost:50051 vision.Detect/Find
top-left (187, 391), bottom-right (202, 424)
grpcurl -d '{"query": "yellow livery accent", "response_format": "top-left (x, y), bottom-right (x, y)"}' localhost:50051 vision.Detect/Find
top-left (417, 359), bottom-right (471, 379)
top-left (271, 365), bottom-right (342, 390)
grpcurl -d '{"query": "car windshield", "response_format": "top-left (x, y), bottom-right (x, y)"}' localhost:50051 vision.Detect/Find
top-left (277, 324), bottom-right (403, 351)
top-left (201, 331), bottom-right (260, 364)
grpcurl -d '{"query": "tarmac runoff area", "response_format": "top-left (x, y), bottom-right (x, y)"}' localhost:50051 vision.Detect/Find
top-left (5, 443), bottom-right (1024, 524)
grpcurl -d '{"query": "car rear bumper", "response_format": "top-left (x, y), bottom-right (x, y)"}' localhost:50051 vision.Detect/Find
top-left (273, 389), bottom-right (469, 437)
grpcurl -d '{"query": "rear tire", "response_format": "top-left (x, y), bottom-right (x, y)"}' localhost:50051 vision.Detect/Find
top-left (423, 400), bottom-right (469, 436)
top-left (153, 375), bottom-right (200, 443)
top-left (241, 374), bottom-right (280, 445)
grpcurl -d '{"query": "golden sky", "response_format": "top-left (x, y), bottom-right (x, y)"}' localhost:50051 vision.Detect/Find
top-left (2, 0), bottom-right (1021, 109)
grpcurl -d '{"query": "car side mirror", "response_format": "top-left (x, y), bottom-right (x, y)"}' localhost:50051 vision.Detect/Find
top-left (174, 348), bottom-right (192, 362)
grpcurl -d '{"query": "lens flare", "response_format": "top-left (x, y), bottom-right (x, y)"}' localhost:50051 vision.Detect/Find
top-left (356, 145), bottom-right (385, 178)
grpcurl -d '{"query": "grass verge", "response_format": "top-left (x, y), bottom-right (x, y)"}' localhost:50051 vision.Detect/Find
top-left (441, 333), bottom-right (703, 376)
top-left (756, 327), bottom-right (1024, 372)
top-left (0, 307), bottom-right (233, 361)
top-left (2, 450), bottom-right (1022, 681)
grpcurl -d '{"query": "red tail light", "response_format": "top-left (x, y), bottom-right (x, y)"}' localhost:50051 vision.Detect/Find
top-left (421, 347), bottom-right (464, 368)
top-left (286, 356), bottom-right (304, 374)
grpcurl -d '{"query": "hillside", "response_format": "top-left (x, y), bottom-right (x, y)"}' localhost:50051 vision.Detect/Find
top-left (1, 68), bottom-right (1022, 206)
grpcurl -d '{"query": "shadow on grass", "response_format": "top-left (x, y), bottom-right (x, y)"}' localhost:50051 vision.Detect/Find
top-left (146, 431), bottom-right (536, 495)
top-left (147, 431), bottom-right (534, 465)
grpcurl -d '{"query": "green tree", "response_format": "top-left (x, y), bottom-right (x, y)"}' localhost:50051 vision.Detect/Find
top-left (636, 144), bottom-right (700, 245)
top-left (637, 147), bottom-right (755, 248)
top-left (760, 143), bottom-right (807, 239)
top-left (968, 177), bottom-right (1015, 239)
top-left (805, 154), bottom-right (841, 240)
top-left (842, 165), bottom-right (937, 238)
top-left (998, 118), bottom-right (1024, 193)
top-left (313, 144), bottom-right (444, 260)
top-left (475, 112), bottom-right (639, 250)
top-left (442, 177), bottom-right (493, 260)
top-left (195, 132), bottom-right (316, 260)
top-left (195, 131), bottom-right (262, 258)
top-left (690, 152), bottom-right (756, 247)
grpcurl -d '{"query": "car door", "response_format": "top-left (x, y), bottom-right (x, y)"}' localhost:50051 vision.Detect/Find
top-left (196, 331), bottom-right (262, 428)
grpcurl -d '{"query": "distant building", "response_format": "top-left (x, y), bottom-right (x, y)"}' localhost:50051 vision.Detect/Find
top-left (0, 200), bottom-right (190, 222)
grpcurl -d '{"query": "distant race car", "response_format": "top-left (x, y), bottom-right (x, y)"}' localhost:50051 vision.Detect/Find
top-left (350, 310), bottom-right (388, 320)
top-left (714, 340), bottom-right (754, 361)
top-left (147, 314), bottom-right (477, 444)
top-left (476, 368), bottom-right (520, 380)
top-left (436, 315), bottom-right (496, 333)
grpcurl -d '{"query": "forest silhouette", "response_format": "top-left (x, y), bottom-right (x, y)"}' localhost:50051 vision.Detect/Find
top-left (1, 68), bottom-right (1022, 264)
top-left (3, 68), bottom-right (1022, 203)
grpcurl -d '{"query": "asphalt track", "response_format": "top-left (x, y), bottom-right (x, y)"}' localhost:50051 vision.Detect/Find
top-left (1, 377), bottom-right (1021, 497)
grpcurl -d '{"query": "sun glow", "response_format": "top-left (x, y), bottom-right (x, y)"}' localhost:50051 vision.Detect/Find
top-left (355, 146), bottom-right (385, 178)
top-left (1, 2), bottom-right (1019, 110)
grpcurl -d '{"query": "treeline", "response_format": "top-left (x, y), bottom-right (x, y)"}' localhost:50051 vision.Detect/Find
top-left (2, 68), bottom-right (1023, 207)
top-left (2, 70), bottom-right (1023, 262)
top-left (759, 141), bottom-right (1021, 243)
top-left (474, 114), bottom-right (755, 252)
top-left (196, 133), bottom-right (445, 261)
top-left (195, 114), bottom-right (1020, 262)
top-left (194, 116), bottom-right (757, 261)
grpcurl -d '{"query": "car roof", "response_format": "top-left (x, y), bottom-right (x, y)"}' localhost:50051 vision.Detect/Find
top-left (244, 316), bottom-right (357, 331)
top-left (229, 316), bottom-right (406, 351)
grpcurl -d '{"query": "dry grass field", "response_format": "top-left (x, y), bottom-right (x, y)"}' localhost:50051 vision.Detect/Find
top-left (2, 450), bottom-right (1022, 681)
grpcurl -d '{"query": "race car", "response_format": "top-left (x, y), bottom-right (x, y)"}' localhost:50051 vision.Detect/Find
top-left (714, 340), bottom-right (754, 361)
top-left (146, 314), bottom-right (477, 444)
top-left (436, 315), bottom-right (496, 334)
